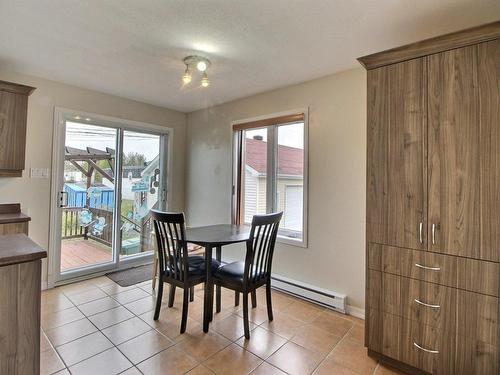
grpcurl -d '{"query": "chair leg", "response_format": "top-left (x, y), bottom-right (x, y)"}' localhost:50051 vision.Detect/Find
top-left (242, 292), bottom-right (250, 339)
top-left (216, 285), bottom-right (221, 313)
top-left (151, 257), bottom-right (158, 290)
top-left (190, 286), bottom-right (195, 302)
top-left (180, 287), bottom-right (189, 334)
top-left (168, 285), bottom-right (176, 308)
top-left (235, 291), bottom-right (240, 306)
top-left (251, 290), bottom-right (257, 308)
top-left (266, 282), bottom-right (273, 321)
top-left (153, 277), bottom-right (164, 320)
top-left (208, 283), bottom-right (214, 322)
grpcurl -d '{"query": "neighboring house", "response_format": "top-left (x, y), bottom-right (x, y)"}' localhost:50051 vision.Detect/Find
top-left (244, 137), bottom-right (304, 235)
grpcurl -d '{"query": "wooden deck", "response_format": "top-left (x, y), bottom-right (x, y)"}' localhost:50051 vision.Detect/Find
top-left (61, 238), bottom-right (112, 271)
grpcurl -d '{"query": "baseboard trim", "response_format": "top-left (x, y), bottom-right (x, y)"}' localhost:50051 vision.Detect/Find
top-left (41, 281), bottom-right (48, 291)
top-left (346, 304), bottom-right (365, 320)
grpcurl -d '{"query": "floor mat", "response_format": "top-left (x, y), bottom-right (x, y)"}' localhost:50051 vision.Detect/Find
top-left (105, 263), bottom-right (153, 287)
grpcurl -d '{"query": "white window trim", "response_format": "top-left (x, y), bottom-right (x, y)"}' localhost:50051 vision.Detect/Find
top-left (231, 108), bottom-right (309, 248)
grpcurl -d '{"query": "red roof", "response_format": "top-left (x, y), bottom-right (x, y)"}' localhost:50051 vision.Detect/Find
top-left (245, 138), bottom-right (303, 176)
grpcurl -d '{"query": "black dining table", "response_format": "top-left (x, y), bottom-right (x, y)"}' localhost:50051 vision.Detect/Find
top-left (185, 224), bottom-right (251, 332)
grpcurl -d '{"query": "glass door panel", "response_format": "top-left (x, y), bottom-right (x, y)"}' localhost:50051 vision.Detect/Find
top-left (119, 130), bottom-right (161, 258)
top-left (60, 122), bottom-right (118, 273)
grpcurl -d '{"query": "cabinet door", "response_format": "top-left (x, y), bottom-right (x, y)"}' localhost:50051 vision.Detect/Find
top-left (428, 46), bottom-right (480, 257)
top-left (0, 91), bottom-right (28, 173)
top-left (479, 39), bottom-right (500, 263)
top-left (367, 58), bottom-right (427, 249)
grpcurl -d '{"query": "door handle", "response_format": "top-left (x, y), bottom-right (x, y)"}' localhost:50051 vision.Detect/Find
top-left (432, 223), bottom-right (436, 245)
top-left (419, 222), bottom-right (423, 244)
top-left (59, 191), bottom-right (68, 208)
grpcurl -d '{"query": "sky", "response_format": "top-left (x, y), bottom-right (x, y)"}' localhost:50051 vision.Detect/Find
top-left (245, 122), bottom-right (304, 149)
top-left (65, 121), bottom-right (160, 162)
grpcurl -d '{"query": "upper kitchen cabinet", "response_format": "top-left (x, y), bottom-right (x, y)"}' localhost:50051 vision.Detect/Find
top-left (0, 80), bottom-right (35, 177)
top-left (427, 45), bottom-right (481, 258)
top-left (366, 58), bottom-right (427, 250)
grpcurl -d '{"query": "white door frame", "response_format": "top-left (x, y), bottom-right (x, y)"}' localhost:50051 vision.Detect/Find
top-left (48, 107), bottom-right (174, 288)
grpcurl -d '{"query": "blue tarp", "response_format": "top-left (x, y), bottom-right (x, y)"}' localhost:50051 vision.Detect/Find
top-left (64, 183), bottom-right (114, 209)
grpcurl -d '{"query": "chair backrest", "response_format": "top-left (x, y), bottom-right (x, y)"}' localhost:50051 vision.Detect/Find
top-left (244, 212), bottom-right (283, 285)
top-left (151, 209), bottom-right (189, 282)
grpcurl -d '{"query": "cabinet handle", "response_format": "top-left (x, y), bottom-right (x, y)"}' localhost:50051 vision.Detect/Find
top-left (414, 298), bottom-right (440, 309)
top-left (414, 263), bottom-right (441, 271)
top-left (413, 342), bottom-right (439, 354)
top-left (432, 223), bottom-right (436, 245)
top-left (419, 222), bottom-right (423, 244)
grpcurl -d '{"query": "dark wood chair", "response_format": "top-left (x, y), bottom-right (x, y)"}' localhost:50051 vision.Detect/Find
top-left (213, 212), bottom-right (283, 339)
top-left (151, 210), bottom-right (219, 333)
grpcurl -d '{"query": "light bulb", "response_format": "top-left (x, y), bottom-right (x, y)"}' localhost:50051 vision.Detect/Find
top-left (182, 68), bottom-right (192, 84)
top-left (201, 72), bottom-right (210, 87)
top-left (196, 60), bottom-right (207, 72)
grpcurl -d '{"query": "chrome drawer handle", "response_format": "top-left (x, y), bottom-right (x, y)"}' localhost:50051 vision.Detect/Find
top-left (414, 299), bottom-right (440, 309)
top-left (414, 342), bottom-right (439, 354)
top-left (414, 263), bottom-right (441, 271)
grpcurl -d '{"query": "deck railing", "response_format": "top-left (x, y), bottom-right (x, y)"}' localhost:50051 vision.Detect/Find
top-left (61, 206), bottom-right (150, 250)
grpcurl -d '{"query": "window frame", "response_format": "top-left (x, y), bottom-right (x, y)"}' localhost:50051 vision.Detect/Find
top-left (231, 109), bottom-right (309, 248)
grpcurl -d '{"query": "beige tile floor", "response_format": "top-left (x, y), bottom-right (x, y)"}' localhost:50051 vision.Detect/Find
top-left (40, 276), bottom-right (404, 375)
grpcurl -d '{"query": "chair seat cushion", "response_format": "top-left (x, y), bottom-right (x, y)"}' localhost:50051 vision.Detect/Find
top-left (214, 261), bottom-right (266, 282)
top-left (163, 255), bottom-right (220, 277)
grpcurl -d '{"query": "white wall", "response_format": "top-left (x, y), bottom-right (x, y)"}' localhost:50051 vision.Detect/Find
top-left (0, 70), bottom-right (187, 285)
top-left (186, 68), bottom-right (367, 310)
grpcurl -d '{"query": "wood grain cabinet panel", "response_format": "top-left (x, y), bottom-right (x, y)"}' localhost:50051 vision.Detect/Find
top-left (401, 318), bottom-right (456, 375)
top-left (457, 257), bottom-right (500, 298)
top-left (479, 38), bottom-right (500, 263)
top-left (362, 23), bottom-right (500, 375)
top-left (383, 246), bottom-right (457, 289)
top-left (427, 46), bottom-right (481, 258)
top-left (0, 260), bottom-right (41, 375)
top-left (401, 278), bottom-right (457, 333)
top-left (0, 81), bottom-right (35, 177)
top-left (0, 222), bottom-right (28, 235)
top-left (367, 58), bottom-right (427, 250)
top-left (457, 290), bottom-right (500, 347)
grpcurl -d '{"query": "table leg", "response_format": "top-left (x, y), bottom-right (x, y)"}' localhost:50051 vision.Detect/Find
top-left (216, 245), bottom-right (222, 313)
top-left (203, 245), bottom-right (213, 333)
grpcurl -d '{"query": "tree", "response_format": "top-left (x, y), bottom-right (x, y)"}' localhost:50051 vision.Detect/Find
top-left (123, 152), bottom-right (146, 166)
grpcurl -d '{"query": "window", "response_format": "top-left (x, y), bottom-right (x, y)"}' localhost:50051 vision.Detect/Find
top-left (233, 112), bottom-right (308, 246)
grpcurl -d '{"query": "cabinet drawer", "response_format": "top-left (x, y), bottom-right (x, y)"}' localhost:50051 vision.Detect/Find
top-left (368, 243), bottom-right (500, 297)
top-left (457, 290), bottom-right (500, 347)
top-left (368, 310), bottom-right (456, 374)
top-left (368, 243), bottom-right (457, 288)
top-left (457, 257), bottom-right (500, 298)
top-left (401, 277), bottom-right (456, 333)
top-left (456, 339), bottom-right (499, 375)
top-left (401, 317), bottom-right (456, 375)
top-left (368, 270), bottom-right (456, 332)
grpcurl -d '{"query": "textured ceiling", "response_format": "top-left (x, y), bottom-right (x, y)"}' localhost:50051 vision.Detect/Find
top-left (1, 1), bottom-right (499, 112)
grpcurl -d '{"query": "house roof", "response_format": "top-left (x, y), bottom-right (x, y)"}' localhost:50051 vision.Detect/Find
top-left (245, 138), bottom-right (303, 176)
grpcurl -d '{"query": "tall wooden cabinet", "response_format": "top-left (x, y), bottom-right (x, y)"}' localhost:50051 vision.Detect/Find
top-left (359, 21), bottom-right (500, 375)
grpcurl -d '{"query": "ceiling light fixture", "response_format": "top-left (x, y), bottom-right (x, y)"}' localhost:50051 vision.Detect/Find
top-left (182, 67), bottom-right (192, 84)
top-left (201, 72), bottom-right (210, 88)
top-left (182, 55), bottom-right (211, 87)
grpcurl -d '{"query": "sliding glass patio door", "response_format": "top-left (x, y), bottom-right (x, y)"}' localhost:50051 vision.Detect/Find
top-left (54, 114), bottom-right (168, 283)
